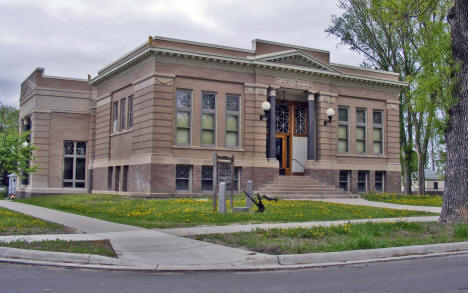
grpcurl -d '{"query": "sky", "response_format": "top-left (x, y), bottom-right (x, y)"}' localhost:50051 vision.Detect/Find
top-left (0, 0), bottom-right (364, 107)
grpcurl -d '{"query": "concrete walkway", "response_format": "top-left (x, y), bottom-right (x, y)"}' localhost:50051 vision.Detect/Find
top-left (0, 200), bottom-right (276, 270)
top-left (310, 198), bottom-right (441, 213)
top-left (161, 216), bottom-right (440, 236)
top-left (0, 199), bottom-right (454, 271)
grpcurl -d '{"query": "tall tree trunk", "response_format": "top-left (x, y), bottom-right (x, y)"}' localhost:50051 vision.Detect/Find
top-left (440, 0), bottom-right (468, 223)
top-left (418, 156), bottom-right (426, 195)
top-left (403, 106), bottom-right (414, 195)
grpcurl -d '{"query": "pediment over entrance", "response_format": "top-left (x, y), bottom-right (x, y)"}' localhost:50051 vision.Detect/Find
top-left (255, 50), bottom-right (341, 73)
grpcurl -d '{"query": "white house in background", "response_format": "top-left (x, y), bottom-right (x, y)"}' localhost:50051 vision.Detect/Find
top-left (409, 169), bottom-right (444, 194)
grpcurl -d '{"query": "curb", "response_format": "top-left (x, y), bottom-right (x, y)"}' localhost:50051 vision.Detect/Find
top-left (0, 246), bottom-right (125, 266)
top-left (277, 241), bottom-right (468, 265)
top-left (1, 241), bottom-right (468, 272)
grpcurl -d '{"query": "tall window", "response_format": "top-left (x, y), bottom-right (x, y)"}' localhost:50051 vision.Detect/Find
top-left (63, 141), bottom-right (86, 188)
top-left (201, 92), bottom-right (216, 145)
top-left (226, 95), bottom-right (240, 147)
top-left (339, 170), bottom-right (349, 191)
top-left (176, 165), bottom-right (191, 191)
top-left (338, 107), bottom-right (349, 153)
top-left (233, 167), bottom-right (241, 192)
top-left (373, 110), bottom-right (383, 155)
top-left (357, 171), bottom-right (368, 192)
top-left (112, 101), bottom-right (118, 133)
top-left (201, 166), bottom-right (213, 191)
top-left (356, 108), bottom-right (366, 154)
top-left (127, 96), bottom-right (133, 129)
top-left (375, 171), bottom-right (385, 191)
top-left (120, 98), bottom-right (126, 130)
top-left (176, 89), bottom-right (192, 145)
top-left (294, 105), bottom-right (307, 135)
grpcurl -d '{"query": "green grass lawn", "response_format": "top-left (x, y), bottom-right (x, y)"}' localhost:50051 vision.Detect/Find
top-left (19, 194), bottom-right (436, 229)
top-left (362, 192), bottom-right (443, 207)
top-left (194, 221), bottom-right (468, 254)
top-left (0, 206), bottom-right (74, 235)
top-left (0, 239), bottom-right (117, 257)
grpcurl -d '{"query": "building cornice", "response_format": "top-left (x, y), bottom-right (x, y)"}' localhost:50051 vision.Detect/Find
top-left (90, 46), bottom-right (408, 89)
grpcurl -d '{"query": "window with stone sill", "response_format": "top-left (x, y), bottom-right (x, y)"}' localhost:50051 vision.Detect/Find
top-left (127, 96), bottom-right (133, 129)
top-left (339, 170), bottom-right (349, 191)
top-left (112, 101), bottom-right (118, 133)
top-left (356, 108), bottom-right (366, 154)
top-left (201, 165), bottom-right (213, 191)
top-left (338, 107), bottom-right (349, 153)
top-left (357, 171), bottom-right (368, 192)
top-left (201, 92), bottom-right (216, 145)
top-left (63, 141), bottom-right (86, 188)
top-left (233, 167), bottom-right (241, 192)
top-left (176, 89), bottom-right (192, 145)
top-left (375, 171), bottom-right (385, 191)
top-left (226, 95), bottom-right (240, 147)
top-left (176, 165), bottom-right (191, 191)
top-left (120, 98), bottom-right (126, 130)
top-left (373, 110), bottom-right (383, 155)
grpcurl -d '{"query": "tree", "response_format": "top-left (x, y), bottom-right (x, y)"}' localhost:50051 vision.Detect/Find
top-left (0, 103), bottom-right (36, 190)
top-left (0, 102), bottom-right (18, 132)
top-left (408, 0), bottom-right (454, 194)
top-left (440, 0), bottom-right (468, 223)
top-left (326, 0), bottom-right (453, 194)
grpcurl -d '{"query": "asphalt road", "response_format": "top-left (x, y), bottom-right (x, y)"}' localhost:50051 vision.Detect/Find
top-left (2, 255), bottom-right (468, 293)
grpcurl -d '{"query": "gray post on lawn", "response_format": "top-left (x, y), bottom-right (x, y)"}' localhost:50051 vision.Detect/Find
top-left (246, 180), bottom-right (254, 208)
top-left (218, 182), bottom-right (226, 214)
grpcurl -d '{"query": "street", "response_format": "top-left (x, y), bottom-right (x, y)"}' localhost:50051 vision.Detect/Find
top-left (2, 254), bottom-right (468, 293)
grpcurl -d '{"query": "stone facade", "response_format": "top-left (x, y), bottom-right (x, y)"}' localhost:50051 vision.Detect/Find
top-left (18, 36), bottom-right (404, 197)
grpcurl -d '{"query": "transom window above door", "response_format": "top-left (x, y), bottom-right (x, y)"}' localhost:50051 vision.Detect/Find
top-left (275, 104), bottom-right (290, 134)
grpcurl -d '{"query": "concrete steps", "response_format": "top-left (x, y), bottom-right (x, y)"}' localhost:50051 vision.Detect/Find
top-left (256, 175), bottom-right (355, 199)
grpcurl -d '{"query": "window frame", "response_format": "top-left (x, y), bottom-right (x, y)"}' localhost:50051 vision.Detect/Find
top-left (127, 95), bottom-right (133, 129)
top-left (63, 141), bottom-right (86, 188)
top-left (337, 106), bottom-right (349, 154)
top-left (373, 110), bottom-right (384, 155)
top-left (120, 98), bottom-right (126, 131)
top-left (225, 94), bottom-right (241, 148)
top-left (233, 167), bottom-right (241, 192)
top-left (175, 165), bottom-right (192, 191)
top-left (375, 171), bottom-right (385, 192)
top-left (294, 104), bottom-right (307, 137)
top-left (356, 108), bottom-right (366, 154)
top-left (339, 170), bottom-right (349, 191)
top-left (201, 165), bottom-right (214, 192)
top-left (112, 101), bottom-right (119, 133)
top-left (357, 170), bottom-right (368, 193)
top-left (201, 91), bottom-right (217, 146)
top-left (175, 89), bottom-right (192, 146)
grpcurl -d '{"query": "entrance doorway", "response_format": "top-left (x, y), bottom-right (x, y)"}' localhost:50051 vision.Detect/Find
top-left (275, 101), bottom-right (307, 175)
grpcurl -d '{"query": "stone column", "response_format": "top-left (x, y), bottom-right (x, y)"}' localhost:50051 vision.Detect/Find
top-left (369, 170), bottom-right (376, 192)
top-left (29, 112), bottom-right (51, 190)
top-left (267, 89), bottom-right (277, 159)
top-left (307, 92), bottom-right (316, 160)
top-left (350, 170), bottom-right (358, 194)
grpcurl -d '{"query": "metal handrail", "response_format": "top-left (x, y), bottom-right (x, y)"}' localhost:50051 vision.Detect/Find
top-left (291, 158), bottom-right (306, 171)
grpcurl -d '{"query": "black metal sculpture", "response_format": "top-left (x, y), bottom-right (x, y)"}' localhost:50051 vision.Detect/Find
top-left (242, 191), bottom-right (278, 213)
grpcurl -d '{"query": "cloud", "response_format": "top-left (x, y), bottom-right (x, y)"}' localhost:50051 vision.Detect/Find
top-left (0, 0), bottom-right (363, 107)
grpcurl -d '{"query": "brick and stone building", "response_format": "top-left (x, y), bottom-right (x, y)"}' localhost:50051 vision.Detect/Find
top-left (17, 36), bottom-right (404, 198)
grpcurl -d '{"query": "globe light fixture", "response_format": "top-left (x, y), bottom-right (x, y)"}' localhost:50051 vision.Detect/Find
top-left (324, 108), bottom-right (335, 126)
top-left (260, 101), bottom-right (271, 120)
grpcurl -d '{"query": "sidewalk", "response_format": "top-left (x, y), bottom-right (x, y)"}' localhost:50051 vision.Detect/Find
top-left (0, 199), bottom-right (461, 272)
top-left (309, 198), bottom-right (442, 213)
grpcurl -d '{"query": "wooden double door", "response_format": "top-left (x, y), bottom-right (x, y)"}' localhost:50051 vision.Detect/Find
top-left (275, 102), bottom-right (307, 175)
